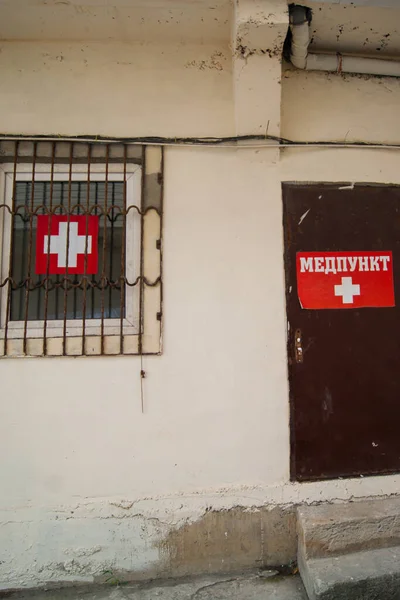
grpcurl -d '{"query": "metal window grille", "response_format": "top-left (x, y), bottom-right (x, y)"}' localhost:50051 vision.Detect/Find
top-left (0, 140), bottom-right (163, 357)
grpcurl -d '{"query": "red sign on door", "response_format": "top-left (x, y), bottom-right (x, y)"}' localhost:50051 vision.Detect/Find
top-left (296, 251), bottom-right (395, 309)
top-left (36, 215), bottom-right (99, 275)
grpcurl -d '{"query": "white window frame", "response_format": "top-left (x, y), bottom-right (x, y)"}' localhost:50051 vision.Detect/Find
top-left (0, 162), bottom-right (142, 340)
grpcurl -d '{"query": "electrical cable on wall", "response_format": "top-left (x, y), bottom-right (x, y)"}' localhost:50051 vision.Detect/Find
top-left (1, 134), bottom-right (400, 150)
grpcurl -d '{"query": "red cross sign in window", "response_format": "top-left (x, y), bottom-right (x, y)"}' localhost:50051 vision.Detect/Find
top-left (36, 215), bottom-right (99, 275)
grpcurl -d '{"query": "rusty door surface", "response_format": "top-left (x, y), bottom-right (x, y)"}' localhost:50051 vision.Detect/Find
top-left (283, 183), bottom-right (400, 481)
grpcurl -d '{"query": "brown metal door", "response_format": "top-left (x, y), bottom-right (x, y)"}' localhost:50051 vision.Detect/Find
top-left (283, 183), bottom-right (400, 481)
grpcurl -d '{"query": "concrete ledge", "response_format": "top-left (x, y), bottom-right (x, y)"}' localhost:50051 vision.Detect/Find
top-left (0, 503), bottom-right (297, 590)
top-left (300, 546), bottom-right (400, 600)
top-left (298, 497), bottom-right (400, 559)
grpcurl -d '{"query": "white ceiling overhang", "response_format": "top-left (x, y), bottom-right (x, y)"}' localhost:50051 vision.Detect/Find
top-left (0, 0), bottom-right (232, 43)
top-left (0, 0), bottom-right (399, 58)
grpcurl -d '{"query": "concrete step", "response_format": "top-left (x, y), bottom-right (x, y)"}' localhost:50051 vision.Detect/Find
top-left (299, 545), bottom-right (400, 600)
top-left (298, 497), bottom-right (400, 559)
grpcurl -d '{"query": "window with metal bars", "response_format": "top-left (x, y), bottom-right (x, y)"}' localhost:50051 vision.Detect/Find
top-left (0, 140), bottom-right (163, 357)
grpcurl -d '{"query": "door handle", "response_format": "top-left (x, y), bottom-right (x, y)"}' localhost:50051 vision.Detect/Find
top-left (295, 329), bottom-right (303, 363)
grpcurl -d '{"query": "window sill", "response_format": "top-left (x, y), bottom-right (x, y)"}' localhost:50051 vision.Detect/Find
top-left (0, 334), bottom-right (143, 357)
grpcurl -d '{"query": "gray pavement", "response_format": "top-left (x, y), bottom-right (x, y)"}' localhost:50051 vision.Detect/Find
top-left (3, 572), bottom-right (307, 600)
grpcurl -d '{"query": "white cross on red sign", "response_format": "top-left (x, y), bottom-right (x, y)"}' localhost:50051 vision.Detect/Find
top-left (36, 215), bottom-right (99, 275)
top-left (334, 277), bottom-right (360, 304)
top-left (296, 251), bottom-right (395, 309)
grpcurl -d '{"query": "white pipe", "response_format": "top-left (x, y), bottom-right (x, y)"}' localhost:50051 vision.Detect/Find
top-left (290, 20), bottom-right (400, 78)
top-left (307, 53), bottom-right (400, 77)
top-left (290, 20), bottom-right (309, 69)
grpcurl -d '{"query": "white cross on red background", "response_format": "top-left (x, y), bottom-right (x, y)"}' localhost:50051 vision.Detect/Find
top-left (44, 221), bottom-right (92, 269)
top-left (334, 276), bottom-right (361, 305)
top-left (36, 215), bottom-right (99, 275)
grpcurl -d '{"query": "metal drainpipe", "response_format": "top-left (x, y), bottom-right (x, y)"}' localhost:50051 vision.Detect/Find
top-left (289, 4), bottom-right (400, 78)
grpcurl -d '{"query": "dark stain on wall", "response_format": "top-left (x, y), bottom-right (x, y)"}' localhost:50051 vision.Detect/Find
top-left (157, 505), bottom-right (297, 577)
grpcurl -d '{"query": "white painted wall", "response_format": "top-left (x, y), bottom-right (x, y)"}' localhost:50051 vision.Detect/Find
top-left (2, 24), bottom-right (400, 588)
top-left (281, 67), bottom-right (400, 143)
top-left (0, 42), bottom-right (233, 138)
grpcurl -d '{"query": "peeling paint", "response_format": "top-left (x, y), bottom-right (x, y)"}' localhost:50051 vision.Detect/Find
top-left (64, 546), bottom-right (102, 558)
top-left (185, 51), bottom-right (227, 71)
top-left (236, 40), bottom-right (283, 59)
top-left (110, 501), bottom-right (135, 511)
top-left (298, 209), bottom-right (311, 225)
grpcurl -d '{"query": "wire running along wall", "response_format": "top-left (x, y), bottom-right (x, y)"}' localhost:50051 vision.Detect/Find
top-left (0, 140), bottom-right (163, 357)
